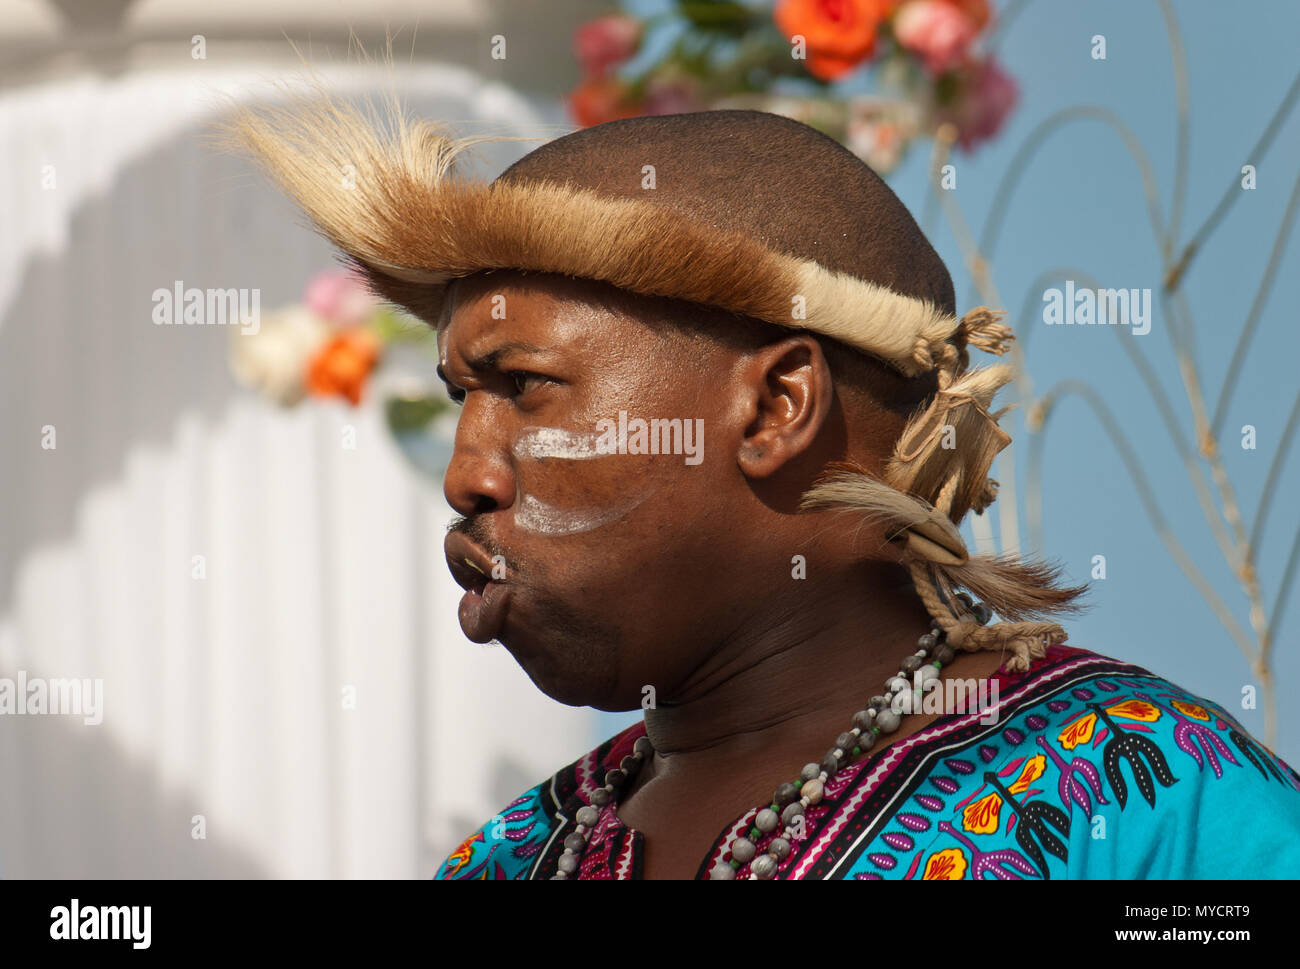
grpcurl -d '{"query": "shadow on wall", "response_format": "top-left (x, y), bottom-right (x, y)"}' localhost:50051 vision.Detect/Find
top-left (0, 121), bottom-right (322, 877)
top-left (0, 706), bottom-right (268, 878)
top-left (0, 85), bottom-right (560, 619)
top-left (0, 122), bottom-right (330, 619)
top-left (0, 101), bottom-right (542, 877)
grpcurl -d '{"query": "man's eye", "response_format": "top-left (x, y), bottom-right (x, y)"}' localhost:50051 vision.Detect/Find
top-left (508, 371), bottom-right (549, 396)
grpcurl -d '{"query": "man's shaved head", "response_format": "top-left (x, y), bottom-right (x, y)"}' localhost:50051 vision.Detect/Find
top-left (497, 109), bottom-right (954, 316)
top-left (473, 109), bottom-right (959, 418)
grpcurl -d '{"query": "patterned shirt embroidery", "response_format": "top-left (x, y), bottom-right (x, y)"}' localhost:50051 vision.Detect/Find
top-left (435, 644), bottom-right (1300, 880)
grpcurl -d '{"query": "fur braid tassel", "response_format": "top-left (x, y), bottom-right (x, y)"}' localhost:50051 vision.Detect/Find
top-left (970, 477), bottom-right (1000, 515)
top-left (884, 364), bottom-right (1014, 523)
top-left (906, 560), bottom-right (1074, 673)
top-left (911, 336), bottom-right (935, 371)
top-left (944, 553), bottom-right (1090, 623)
top-left (802, 467), bottom-right (1090, 626)
top-left (800, 464), bottom-right (970, 564)
top-left (801, 467), bottom-right (1090, 673)
top-left (953, 622), bottom-right (1069, 673)
top-left (959, 307), bottom-right (1016, 356)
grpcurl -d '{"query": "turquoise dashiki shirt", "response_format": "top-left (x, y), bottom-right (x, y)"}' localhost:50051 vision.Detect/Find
top-left (434, 643), bottom-right (1300, 880)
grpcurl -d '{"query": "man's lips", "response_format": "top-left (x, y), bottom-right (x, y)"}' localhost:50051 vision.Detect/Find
top-left (445, 530), bottom-right (513, 643)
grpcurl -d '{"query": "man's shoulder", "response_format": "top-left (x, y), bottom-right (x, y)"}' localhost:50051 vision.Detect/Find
top-left (433, 719), bottom-right (647, 880)
top-left (850, 642), bottom-right (1300, 879)
top-left (994, 642), bottom-right (1300, 878)
top-left (1007, 642), bottom-right (1300, 798)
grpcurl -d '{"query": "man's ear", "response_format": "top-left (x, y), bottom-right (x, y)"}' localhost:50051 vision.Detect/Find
top-left (736, 335), bottom-right (834, 479)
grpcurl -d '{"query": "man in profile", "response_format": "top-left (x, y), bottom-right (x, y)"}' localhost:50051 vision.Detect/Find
top-left (231, 101), bottom-right (1300, 880)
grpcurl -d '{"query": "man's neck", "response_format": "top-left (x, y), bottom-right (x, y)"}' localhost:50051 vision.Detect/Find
top-left (636, 561), bottom-right (965, 783)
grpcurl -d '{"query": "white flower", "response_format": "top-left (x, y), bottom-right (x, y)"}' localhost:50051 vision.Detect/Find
top-left (229, 305), bottom-right (331, 406)
top-left (846, 97), bottom-right (920, 173)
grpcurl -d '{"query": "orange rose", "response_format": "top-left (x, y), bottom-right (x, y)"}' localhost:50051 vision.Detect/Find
top-left (775, 0), bottom-right (895, 81)
top-left (805, 49), bottom-right (866, 81)
top-left (306, 328), bottom-right (381, 405)
top-left (568, 76), bottom-right (643, 128)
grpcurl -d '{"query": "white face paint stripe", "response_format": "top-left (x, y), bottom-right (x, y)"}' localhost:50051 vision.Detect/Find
top-left (513, 426), bottom-right (605, 461)
top-left (513, 492), bottom-right (648, 536)
top-left (511, 425), bottom-right (654, 535)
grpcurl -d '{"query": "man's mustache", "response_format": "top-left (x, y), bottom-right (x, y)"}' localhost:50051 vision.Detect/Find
top-left (446, 514), bottom-right (520, 577)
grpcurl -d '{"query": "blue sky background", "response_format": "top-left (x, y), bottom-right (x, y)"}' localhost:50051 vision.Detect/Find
top-left (594, 0), bottom-right (1300, 761)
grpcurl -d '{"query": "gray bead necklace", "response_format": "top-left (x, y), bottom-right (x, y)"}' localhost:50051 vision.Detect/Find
top-left (551, 593), bottom-right (992, 880)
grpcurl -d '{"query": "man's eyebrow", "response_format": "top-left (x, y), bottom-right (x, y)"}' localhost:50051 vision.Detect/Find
top-left (435, 341), bottom-right (552, 385)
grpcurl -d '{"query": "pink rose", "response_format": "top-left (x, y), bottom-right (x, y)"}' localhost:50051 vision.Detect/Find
top-left (894, 0), bottom-right (978, 75)
top-left (937, 57), bottom-right (1018, 151)
top-left (642, 74), bottom-right (703, 116)
top-left (573, 14), bottom-right (643, 78)
top-left (303, 268), bottom-right (376, 330)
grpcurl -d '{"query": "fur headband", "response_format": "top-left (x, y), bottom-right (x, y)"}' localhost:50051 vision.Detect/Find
top-left (221, 92), bottom-right (1015, 379)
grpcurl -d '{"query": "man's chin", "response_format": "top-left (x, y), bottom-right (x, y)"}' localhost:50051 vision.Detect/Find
top-left (499, 631), bottom-right (618, 709)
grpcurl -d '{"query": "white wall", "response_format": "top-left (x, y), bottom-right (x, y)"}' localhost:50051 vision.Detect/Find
top-left (0, 61), bottom-right (605, 878)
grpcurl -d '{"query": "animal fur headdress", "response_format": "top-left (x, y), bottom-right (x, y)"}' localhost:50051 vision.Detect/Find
top-left (222, 88), bottom-right (1085, 671)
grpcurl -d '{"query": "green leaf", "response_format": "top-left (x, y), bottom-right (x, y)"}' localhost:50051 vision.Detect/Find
top-left (369, 306), bottom-right (436, 344)
top-left (676, 0), bottom-right (753, 37)
top-left (385, 394), bottom-right (451, 433)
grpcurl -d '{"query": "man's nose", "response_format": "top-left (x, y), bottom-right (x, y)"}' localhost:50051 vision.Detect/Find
top-left (443, 412), bottom-right (516, 517)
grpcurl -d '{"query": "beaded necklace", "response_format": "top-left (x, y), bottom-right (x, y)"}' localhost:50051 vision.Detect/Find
top-left (552, 592), bottom-right (994, 879)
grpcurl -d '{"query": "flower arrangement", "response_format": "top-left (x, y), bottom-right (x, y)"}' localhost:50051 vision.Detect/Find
top-left (230, 268), bottom-right (458, 473)
top-left (568, 0), bottom-right (1017, 172)
top-left (230, 268), bottom-right (437, 409)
